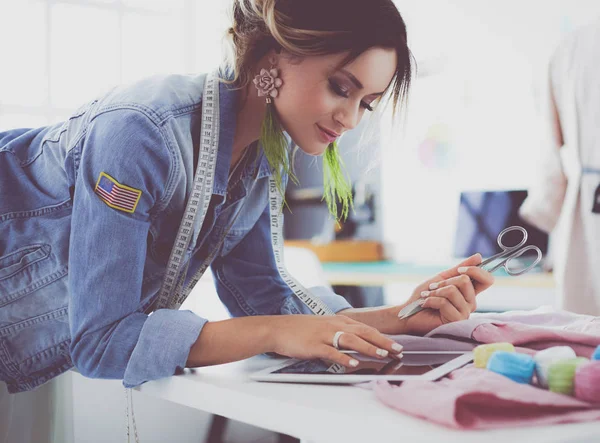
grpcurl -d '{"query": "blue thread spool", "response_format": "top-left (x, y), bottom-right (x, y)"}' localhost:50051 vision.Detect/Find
top-left (592, 345), bottom-right (600, 361)
top-left (487, 351), bottom-right (536, 384)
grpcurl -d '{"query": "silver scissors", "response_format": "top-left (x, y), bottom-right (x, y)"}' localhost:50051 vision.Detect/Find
top-left (397, 226), bottom-right (543, 320)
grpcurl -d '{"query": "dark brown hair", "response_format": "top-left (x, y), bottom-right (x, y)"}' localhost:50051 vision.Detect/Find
top-left (224, 0), bottom-right (413, 117)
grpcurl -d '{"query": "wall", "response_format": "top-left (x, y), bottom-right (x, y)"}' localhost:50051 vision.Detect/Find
top-left (381, 0), bottom-right (600, 263)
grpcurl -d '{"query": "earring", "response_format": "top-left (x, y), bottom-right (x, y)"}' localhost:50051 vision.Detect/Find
top-left (254, 56), bottom-right (296, 202)
top-left (253, 56), bottom-right (283, 103)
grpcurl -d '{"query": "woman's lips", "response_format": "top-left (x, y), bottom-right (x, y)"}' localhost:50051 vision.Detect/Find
top-left (316, 124), bottom-right (339, 143)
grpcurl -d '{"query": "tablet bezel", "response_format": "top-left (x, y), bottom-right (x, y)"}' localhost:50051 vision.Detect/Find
top-left (250, 351), bottom-right (473, 384)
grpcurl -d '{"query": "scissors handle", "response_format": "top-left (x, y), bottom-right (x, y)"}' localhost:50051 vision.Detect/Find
top-left (484, 245), bottom-right (542, 275)
top-left (398, 226), bottom-right (543, 320)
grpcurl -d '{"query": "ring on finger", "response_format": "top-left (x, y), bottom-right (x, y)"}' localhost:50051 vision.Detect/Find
top-left (332, 331), bottom-right (345, 350)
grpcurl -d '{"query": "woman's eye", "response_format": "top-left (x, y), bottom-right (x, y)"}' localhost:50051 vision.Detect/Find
top-left (329, 80), bottom-right (349, 98)
top-left (360, 101), bottom-right (374, 112)
top-left (329, 79), bottom-right (374, 112)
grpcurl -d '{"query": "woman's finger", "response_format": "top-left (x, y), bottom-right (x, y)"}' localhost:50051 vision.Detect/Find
top-left (422, 291), bottom-right (465, 322)
top-left (320, 346), bottom-right (360, 369)
top-left (425, 274), bottom-right (477, 310)
top-left (338, 328), bottom-right (403, 359)
top-left (437, 253), bottom-right (482, 280)
top-left (349, 324), bottom-right (404, 356)
top-left (434, 285), bottom-right (471, 317)
top-left (457, 266), bottom-right (495, 293)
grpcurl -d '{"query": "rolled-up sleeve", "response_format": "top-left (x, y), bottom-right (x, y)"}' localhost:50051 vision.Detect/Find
top-left (211, 202), bottom-right (352, 317)
top-left (68, 109), bottom-right (206, 388)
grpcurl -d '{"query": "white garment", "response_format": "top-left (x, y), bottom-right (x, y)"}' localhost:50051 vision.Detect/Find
top-left (520, 20), bottom-right (600, 315)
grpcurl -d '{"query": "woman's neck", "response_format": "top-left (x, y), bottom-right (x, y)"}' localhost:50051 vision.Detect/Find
top-left (231, 82), bottom-right (267, 167)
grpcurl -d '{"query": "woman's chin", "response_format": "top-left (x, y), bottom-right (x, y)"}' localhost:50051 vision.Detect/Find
top-left (296, 142), bottom-right (328, 157)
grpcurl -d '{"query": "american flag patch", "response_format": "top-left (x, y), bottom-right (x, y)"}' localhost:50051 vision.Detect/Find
top-left (94, 172), bottom-right (142, 214)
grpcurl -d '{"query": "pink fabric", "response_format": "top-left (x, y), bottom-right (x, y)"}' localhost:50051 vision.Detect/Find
top-left (374, 366), bottom-right (600, 430)
top-left (395, 307), bottom-right (600, 357)
top-left (377, 307), bottom-right (600, 429)
top-left (470, 309), bottom-right (600, 358)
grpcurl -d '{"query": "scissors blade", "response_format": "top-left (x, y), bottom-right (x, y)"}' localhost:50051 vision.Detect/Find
top-left (398, 299), bottom-right (426, 320)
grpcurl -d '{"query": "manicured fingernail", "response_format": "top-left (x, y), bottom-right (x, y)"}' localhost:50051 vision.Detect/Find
top-left (421, 291), bottom-right (430, 297)
top-left (349, 359), bottom-right (359, 367)
top-left (376, 348), bottom-right (389, 357)
top-left (429, 282), bottom-right (439, 290)
top-left (458, 267), bottom-right (468, 274)
top-left (392, 343), bottom-right (403, 352)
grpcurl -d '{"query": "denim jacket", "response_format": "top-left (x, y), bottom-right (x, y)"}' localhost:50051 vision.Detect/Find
top-left (0, 73), bottom-right (351, 394)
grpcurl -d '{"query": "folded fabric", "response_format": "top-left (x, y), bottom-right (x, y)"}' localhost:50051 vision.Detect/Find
top-left (392, 306), bottom-right (600, 358)
top-left (377, 307), bottom-right (600, 429)
top-left (470, 309), bottom-right (600, 358)
top-left (373, 366), bottom-right (600, 430)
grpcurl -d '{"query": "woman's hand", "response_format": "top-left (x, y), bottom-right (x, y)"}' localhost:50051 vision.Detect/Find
top-left (268, 314), bottom-right (404, 369)
top-left (399, 253), bottom-right (495, 335)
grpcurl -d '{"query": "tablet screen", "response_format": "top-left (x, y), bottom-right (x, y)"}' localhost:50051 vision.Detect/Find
top-left (272, 352), bottom-right (466, 376)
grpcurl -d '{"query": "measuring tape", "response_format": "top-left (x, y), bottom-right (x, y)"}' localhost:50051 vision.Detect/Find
top-left (152, 75), bottom-right (220, 310)
top-left (153, 72), bottom-right (336, 317)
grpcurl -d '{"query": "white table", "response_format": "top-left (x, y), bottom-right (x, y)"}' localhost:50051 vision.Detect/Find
top-left (135, 355), bottom-right (600, 443)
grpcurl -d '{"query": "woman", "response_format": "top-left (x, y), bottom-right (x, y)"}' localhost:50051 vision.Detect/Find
top-left (0, 0), bottom-right (494, 394)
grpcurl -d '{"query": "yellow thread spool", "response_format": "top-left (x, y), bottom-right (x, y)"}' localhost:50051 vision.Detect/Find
top-left (474, 343), bottom-right (515, 369)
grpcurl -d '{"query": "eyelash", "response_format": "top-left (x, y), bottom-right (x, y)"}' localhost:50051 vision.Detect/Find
top-left (328, 80), bottom-right (374, 112)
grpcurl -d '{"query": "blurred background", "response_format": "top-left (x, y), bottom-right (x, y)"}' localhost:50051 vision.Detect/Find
top-left (2, 1), bottom-right (600, 442)
top-left (1, 0), bottom-right (599, 263)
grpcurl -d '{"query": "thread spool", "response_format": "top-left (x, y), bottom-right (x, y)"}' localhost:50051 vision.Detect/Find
top-left (547, 357), bottom-right (589, 395)
top-left (533, 346), bottom-right (577, 388)
top-left (592, 345), bottom-right (600, 361)
top-left (574, 361), bottom-right (600, 403)
top-left (474, 343), bottom-right (515, 369)
top-left (487, 351), bottom-right (535, 384)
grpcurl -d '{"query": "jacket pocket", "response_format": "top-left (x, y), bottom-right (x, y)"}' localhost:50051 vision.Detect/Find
top-left (0, 245), bottom-right (50, 281)
top-left (0, 244), bottom-right (62, 308)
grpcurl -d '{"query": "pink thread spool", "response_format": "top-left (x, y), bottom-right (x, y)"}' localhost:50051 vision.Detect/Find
top-left (574, 361), bottom-right (600, 404)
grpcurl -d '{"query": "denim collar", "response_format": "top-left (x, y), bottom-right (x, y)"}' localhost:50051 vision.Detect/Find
top-left (212, 76), bottom-right (274, 196)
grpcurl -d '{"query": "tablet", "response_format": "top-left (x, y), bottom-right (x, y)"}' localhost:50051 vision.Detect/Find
top-left (250, 351), bottom-right (473, 384)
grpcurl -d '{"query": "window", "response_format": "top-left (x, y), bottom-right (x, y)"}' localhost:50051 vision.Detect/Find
top-left (0, 0), bottom-right (229, 129)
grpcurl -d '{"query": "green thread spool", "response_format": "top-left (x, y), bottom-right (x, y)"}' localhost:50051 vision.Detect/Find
top-left (547, 357), bottom-right (589, 395)
top-left (474, 343), bottom-right (515, 369)
top-left (533, 346), bottom-right (577, 388)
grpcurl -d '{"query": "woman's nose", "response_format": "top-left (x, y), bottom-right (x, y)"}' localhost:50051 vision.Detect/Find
top-left (334, 103), bottom-right (361, 131)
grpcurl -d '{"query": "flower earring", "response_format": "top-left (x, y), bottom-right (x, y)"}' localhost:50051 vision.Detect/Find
top-left (253, 56), bottom-right (283, 103)
top-left (254, 56), bottom-right (295, 200)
